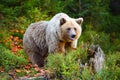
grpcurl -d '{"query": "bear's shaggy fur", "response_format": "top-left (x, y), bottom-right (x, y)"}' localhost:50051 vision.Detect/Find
top-left (23, 13), bottom-right (83, 67)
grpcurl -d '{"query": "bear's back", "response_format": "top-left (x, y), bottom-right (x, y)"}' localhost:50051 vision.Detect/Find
top-left (23, 21), bottom-right (49, 54)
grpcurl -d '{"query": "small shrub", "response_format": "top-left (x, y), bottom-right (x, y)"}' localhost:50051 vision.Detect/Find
top-left (93, 52), bottom-right (120, 80)
top-left (0, 72), bottom-right (13, 80)
top-left (81, 68), bottom-right (93, 80)
top-left (45, 48), bottom-right (88, 79)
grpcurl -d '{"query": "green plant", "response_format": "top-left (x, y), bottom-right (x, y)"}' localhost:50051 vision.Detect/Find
top-left (93, 52), bottom-right (120, 80)
top-left (0, 44), bottom-right (28, 71)
top-left (0, 72), bottom-right (13, 80)
top-left (81, 68), bottom-right (93, 80)
top-left (0, 29), bottom-right (10, 44)
top-left (45, 41), bottom-right (120, 79)
top-left (79, 24), bottom-right (112, 53)
top-left (46, 47), bottom-right (89, 79)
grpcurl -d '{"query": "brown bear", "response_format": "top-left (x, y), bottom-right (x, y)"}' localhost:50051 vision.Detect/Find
top-left (23, 13), bottom-right (83, 67)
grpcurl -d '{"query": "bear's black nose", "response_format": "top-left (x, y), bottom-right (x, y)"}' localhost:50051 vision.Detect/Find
top-left (71, 34), bottom-right (76, 38)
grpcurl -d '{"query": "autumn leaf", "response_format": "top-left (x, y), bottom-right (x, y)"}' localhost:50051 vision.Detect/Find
top-left (0, 67), bottom-right (4, 72)
top-left (34, 67), bottom-right (41, 72)
top-left (15, 69), bottom-right (21, 73)
top-left (10, 36), bottom-right (13, 39)
top-left (20, 30), bottom-right (25, 34)
top-left (28, 63), bottom-right (33, 67)
top-left (11, 46), bottom-right (19, 53)
top-left (25, 64), bottom-right (33, 69)
top-left (33, 64), bottom-right (41, 72)
top-left (13, 37), bottom-right (19, 41)
top-left (23, 69), bottom-right (31, 74)
top-left (34, 73), bottom-right (41, 77)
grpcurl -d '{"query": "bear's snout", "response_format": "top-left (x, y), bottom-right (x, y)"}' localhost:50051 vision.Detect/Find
top-left (71, 34), bottom-right (76, 38)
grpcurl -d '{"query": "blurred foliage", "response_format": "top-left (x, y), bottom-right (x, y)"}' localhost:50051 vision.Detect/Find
top-left (0, 44), bottom-right (27, 71)
top-left (0, 0), bottom-right (120, 79)
top-left (0, 0), bottom-right (119, 32)
top-left (46, 46), bottom-right (120, 80)
top-left (79, 24), bottom-right (112, 53)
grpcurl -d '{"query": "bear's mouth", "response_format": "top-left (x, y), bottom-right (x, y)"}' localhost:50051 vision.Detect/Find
top-left (69, 37), bottom-right (76, 41)
top-left (69, 34), bottom-right (76, 41)
top-left (63, 34), bottom-right (76, 42)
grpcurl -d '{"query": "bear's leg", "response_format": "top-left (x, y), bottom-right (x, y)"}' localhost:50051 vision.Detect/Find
top-left (71, 39), bottom-right (78, 49)
top-left (65, 40), bottom-right (78, 51)
top-left (33, 53), bottom-right (45, 67)
top-left (28, 52), bottom-right (45, 67)
top-left (48, 42), bottom-right (65, 54)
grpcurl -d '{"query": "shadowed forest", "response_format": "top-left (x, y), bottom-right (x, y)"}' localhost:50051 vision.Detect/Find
top-left (0, 0), bottom-right (120, 80)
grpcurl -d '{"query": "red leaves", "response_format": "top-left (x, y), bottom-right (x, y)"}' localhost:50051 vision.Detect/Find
top-left (23, 63), bottom-right (46, 77)
top-left (11, 46), bottom-right (19, 53)
top-left (3, 29), bottom-right (25, 54)
top-left (3, 63), bottom-right (47, 79)
top-left (0, 67), bottom-right (4, 72)
top-left (14, 64), bottom-right (46, 78)
top-left (24, 63), bottom-right (33, 69)
top-left (10, 36), bottom-right (23, 53)
top-left (1, 29), bottom-right (47, 79)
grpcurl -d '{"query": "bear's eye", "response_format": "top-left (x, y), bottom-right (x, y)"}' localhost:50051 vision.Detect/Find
top-left (74, 28), bottom-right (77, 31)
top-left (67, 28), bottom-right (71, 30)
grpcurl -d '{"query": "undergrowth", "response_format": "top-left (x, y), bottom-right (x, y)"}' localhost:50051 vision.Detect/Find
top-left (0, 44), bottom-right (28, 71)
top-left (46, 47), bottom-right (120, 80)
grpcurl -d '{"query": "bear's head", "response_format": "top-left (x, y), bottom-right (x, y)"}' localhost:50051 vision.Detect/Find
top-left (60, 17), bottom-right (83, 42)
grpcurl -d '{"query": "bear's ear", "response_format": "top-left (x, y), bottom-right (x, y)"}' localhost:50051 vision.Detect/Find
top-left (75, 18), bottom-right (83, 25)
top-left (60, 18), bottom-right (66, 25)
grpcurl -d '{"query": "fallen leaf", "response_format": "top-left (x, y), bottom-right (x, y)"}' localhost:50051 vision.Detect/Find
top-left (15, 69), bottom-right (21, 73)
top-left (34, 67), bottom-right (41, 72)
top-left (25, 64), bottom-right (32, 69)
top-left (34, 73), bottom-right (41, 77)
top-left (28, 63), bottom-right (33, 67)
top-left (20, 30), bottom-right (25, 34)
top-left (10, 36), bottom-right (13, 39)
top-left (24, 69), bottom-right (31, 74)
top-left (11, 46), bottom-right (19, 53)
top-left (13, 37), bottom-right (19, 41)
top-left (0, 67), bottom-right (4, 72)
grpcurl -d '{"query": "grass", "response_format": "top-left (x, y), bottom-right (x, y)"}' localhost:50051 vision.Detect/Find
top-left (0, 44), bottom-right (28, 71)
